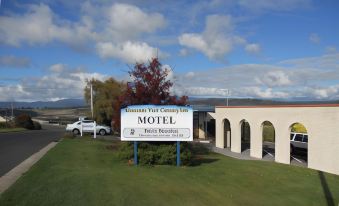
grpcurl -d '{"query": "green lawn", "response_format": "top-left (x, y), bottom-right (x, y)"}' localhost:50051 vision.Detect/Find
top-left (0, 127), bottom-right (26, 133)
top-left (0, 138), bottom-right (338, 206)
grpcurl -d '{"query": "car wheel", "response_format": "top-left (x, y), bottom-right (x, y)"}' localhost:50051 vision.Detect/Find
top-left (73, 129), bottom-right (80, 135)
top-left (99, 129), bottom-right (106, 136)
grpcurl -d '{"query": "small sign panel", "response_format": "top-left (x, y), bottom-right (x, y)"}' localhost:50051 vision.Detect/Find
top-left (121, 105), bottom-right (193, 141)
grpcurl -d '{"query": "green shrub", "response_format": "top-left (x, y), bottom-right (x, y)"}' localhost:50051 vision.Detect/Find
top-left (15, 114), bottom-right (34, 130)
top-left (33, 121), bottom-right (42, 130)
top-left (0, 121), bottom-right (16, 129)
top-left (117, 142), bottom-right (193, 166)
top-left (138, 149), bottom-right (156, 165)
top-left (117, 142), bottom-right (134, 160)
top-left (0, 122), bottom-right (8, 128)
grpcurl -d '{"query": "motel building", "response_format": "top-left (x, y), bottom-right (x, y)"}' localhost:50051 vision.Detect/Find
top-left (192, 104), bottom-right (339, 175)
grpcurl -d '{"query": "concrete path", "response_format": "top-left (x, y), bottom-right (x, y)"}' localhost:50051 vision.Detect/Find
top-left (0, 141), bottom-right (58, 194)
top-left (207, 143), bottom-right (307, 167)
top-left (211, 147), bottom-right (259, 160)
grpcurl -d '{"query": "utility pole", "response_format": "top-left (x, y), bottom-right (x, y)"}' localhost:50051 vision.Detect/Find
top-left (226, 89), bottom-right (229, 107)
top-left (11, 102), bottom-right (14, 118)
top-left (90, 83), bottom-right (94, 119)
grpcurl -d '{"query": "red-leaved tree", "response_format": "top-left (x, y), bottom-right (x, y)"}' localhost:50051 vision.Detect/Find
top-left (112, 58), bottom-right (187, 131)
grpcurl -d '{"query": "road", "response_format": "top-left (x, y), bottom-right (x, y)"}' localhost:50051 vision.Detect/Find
top-left (0, 125), bottom-right (65, 177)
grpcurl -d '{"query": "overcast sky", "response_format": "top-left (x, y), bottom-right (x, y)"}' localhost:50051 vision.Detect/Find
top-left (0, 0), bottom-right (339, 101)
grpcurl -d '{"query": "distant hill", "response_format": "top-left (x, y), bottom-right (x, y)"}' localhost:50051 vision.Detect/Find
top-left (188, 97), bottom-right (339, 106)
top-left (0, 97), bottom-right (338, 109)
top-left (0, 99), bottom-right (86, 109)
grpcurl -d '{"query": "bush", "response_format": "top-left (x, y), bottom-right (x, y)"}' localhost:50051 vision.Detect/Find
top-left (33, 121), bottom-right (42, 130)
top-left (117, 142), bottom-right (193, 166)
top-left (0, 122), bottom-right (9, 128)
top-left (15, 114), bottom-right (34, 130)
top-left (117, 142), bottom-right (134, 160)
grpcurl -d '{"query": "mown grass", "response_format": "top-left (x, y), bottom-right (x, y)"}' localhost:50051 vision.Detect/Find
top-left (0, 127), bottom-right (26, 133)
top-left (0, 138), bottom-right (338, 206)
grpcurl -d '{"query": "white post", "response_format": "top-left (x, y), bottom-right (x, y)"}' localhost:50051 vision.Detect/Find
top-left (80, 121), bottom-right (83, 137)
top-left (90, 83), bottom-right (94, 119)
top-left (93, 121), bottom-right (96, 139)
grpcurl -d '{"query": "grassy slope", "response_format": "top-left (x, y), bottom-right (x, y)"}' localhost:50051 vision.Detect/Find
top-left (0, 128), bottom-right (26, 133)
top-left (0, 138), bottom-right (338, 206)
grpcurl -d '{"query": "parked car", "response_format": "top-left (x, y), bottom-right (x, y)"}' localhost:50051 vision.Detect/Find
top-left (66, 120), bottom-right (111, 136)
top-left (290, 132), bottom-right (308, 153)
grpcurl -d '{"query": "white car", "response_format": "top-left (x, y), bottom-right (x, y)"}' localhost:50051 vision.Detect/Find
top-left (66, 120), bottom-right (111, 136)
top-left (290, 132), bottom-right (308, 153)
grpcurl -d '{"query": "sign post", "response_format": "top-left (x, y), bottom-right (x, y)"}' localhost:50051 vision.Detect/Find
top-left (121, 105), bottom-right (193, 167)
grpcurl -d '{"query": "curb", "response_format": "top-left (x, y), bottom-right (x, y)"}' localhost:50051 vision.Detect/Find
top-left (0, 141), bottom-right (58, 194)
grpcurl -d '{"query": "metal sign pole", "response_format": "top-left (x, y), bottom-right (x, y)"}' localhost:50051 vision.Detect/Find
top-left (134, 141), bottom-right (138, 165)
top-left (177, 141), bottom-right (180, 167)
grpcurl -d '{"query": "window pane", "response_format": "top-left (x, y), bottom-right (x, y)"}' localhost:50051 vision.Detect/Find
top-left (290, 134), bottom-right (294, 140)
top-left (295, 134), bottom-right (303, 141)
top-left (303, 135), bottom-right (308, 143)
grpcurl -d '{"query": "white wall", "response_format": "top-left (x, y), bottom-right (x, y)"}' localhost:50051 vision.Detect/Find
top-left (213, 105), bottom-right (339, 175)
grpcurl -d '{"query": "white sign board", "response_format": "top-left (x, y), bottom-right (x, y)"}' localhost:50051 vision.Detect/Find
top-left (121, 105), bottom-right (193, 141)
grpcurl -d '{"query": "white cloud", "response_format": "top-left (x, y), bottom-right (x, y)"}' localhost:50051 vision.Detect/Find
top-left (171, 53), bottom-right (339, 100)
top-left (0, 65), bottom-right (108, 101)
top-left (179, 15), bottom-right (245, 60)
top-left (185, 72), bottom-right (195, 79)
top-left (104, 3), bottom-right (165, 41)
top-left (304, 85), bottom-right (339, 99)
top-left (325, 46), bottom-right (337, 53)
top-left (0, 55), bottom-right (31, 68)
top-left (241, 87), bottom-right (290, 98)
top-left (278, 53), bottom-right (339, 69)
top-left (0, 4), bottom-right (94, 47)
top-left (0, 3), bottom-right (166, 64)
top-left (96, 41), bottom-right (161, 64)
top-left (49, 64), bottom-right (66, 73)
top-left (179, 48), bottom-right (189, 56)
top-left (183, 87), bottom-right (231, 97)
top-left (245, 43), bottom-right (261, 54)
top-left (238, 0), bottom-right (311, 12)
top-left (309, 33), bottom-right (320, 44)
top-left (161, 65), bottom-right (174, 82)
top-left (255, 71), bottom-right (292, 87)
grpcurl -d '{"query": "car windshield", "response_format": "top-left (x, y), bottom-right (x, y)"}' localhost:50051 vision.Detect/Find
top-left (294, 134), bottom-right (303, 142)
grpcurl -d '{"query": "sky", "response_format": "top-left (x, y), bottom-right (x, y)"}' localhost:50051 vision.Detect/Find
top-left (0, 0), bottom-right (339, 102)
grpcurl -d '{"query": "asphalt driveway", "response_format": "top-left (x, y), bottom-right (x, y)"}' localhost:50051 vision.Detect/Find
top-left (0, 125), bottom-right (65, 177)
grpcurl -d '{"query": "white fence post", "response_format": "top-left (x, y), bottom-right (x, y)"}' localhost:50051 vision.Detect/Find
top-left (94, 121), bottom-right (96, 139)
top-left (80, 121), bottom-right (83, 137)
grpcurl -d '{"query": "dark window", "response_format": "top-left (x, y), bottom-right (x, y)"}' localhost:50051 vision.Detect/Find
top-left (294, 134), bottom-right (303, 142)
top-left (290, 134), bottom-right (294, 140)
top-left (303, 135), bottom-right (308, 143)
top-left (77, 122), bottom-right (81, 125)
top-left (83, 120), bottom-right (94, 123)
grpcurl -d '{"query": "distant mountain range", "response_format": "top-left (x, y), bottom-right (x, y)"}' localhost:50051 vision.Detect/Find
top-left (0, 97), bottom-right (338, 109)
top-left (0, 99), bottom-right (87, 109)
top-left (188, 97), bottom-right (339, 106)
